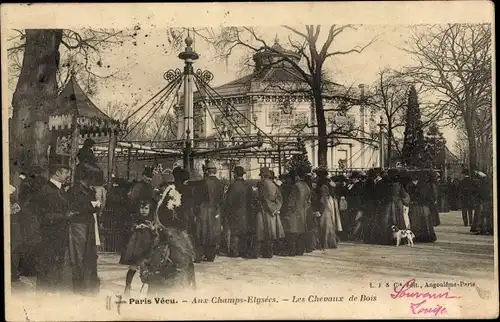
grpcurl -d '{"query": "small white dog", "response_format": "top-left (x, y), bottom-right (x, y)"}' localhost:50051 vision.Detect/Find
top-left (391, 225), bottom-right (415, 246)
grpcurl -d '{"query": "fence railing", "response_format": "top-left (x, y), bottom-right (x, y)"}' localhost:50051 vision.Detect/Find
top-left (97, 210), bottom-right (126, 254)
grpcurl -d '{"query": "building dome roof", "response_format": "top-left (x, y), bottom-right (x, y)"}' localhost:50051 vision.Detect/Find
top-left (252, 37), bottom-right (301, 65)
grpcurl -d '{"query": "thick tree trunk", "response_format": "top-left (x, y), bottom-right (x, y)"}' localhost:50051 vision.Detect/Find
top-left (10, 29), bottom-right (62, 180)
top-left (313, 84), bottom-right (328, 168)
top-left (464, 116), bottom-right (478, 172)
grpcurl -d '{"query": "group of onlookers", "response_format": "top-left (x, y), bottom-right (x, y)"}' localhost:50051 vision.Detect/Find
top-left (10, 149), bottom-right (494, 296)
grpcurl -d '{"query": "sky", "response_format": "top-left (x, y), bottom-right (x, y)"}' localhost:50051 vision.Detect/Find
top-left (5, 25), bottom-right (458, 148)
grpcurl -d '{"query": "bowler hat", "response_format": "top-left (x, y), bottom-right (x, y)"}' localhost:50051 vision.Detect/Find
top-left (259, 167), bottom-right (271, 177)
top-left (206, 161), bottom-right (216, 170)
top-left (233, 166), bottom-right (245, 177)
top-left (143, 166), bottom-right (154, 178)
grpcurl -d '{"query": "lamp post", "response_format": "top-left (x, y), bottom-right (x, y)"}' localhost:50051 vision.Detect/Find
top-left (377, 116), bottom-right (387, 169)
top-left (178, 34), bottom-right (199, 172)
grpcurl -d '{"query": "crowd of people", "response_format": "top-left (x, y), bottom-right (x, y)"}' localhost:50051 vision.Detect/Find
top-left (9, 145), bottom-right (494, 296)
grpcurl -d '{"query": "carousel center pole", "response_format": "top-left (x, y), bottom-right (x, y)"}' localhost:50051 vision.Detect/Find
top-left (179, 34), bottom-right (199, 172)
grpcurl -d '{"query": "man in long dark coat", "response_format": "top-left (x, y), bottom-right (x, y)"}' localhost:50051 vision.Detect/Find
top-left (362, 168), bottom-right (381, 244)
top-left (224, 166), bottom-right (252, 258)
top-left (66, 163), bottom-right (101, 295)
top-left (458, 169), bottom-right (475, 227)
top-left (280, 167), bottom-right (311, 256)
top-left (33, 164), bottom-right (77, 293)
top-left (194, 162), bottom-right (224, 262)
top-left (251, 167), bottom-right (284, 258)
top-left (345, 171), bottom-right (365, 241)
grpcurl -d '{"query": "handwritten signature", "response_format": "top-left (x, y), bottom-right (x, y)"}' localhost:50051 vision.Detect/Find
top-left (106, 295), bottom-right (127, 315)
top-left (391, 279), bottom-right (461, 316)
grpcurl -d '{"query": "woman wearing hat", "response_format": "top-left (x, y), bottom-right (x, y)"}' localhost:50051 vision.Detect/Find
top-left (406, 172), bottom-right (437, 242)
top-left (371, 168), bottom-right (410, 245)
top-left (314, 167), bottom-right (340, 249)
top-left (471, 172), bottom-right (493, 235)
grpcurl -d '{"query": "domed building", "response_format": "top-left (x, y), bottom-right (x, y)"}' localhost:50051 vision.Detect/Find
top-left (175, 39), bottom-right (382, 179)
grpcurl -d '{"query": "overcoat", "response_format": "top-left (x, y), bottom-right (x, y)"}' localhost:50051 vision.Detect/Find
top-left (224, 178), bottom-right (251, 235)
top-left (406, 181), bottom-right (436, 242)
top-left (458, 176), bottom-right (475, 208)
top-left (280, 179), bottom-right (311, 234)
top-left (67, 183), bottom-right (100, 294)
top-left (255, 178), bottom-right (285, 241)
top-left (32, 181), bottom-right (73, 291)
top-left (372, 180), bottom-right (410, 245)
top-left (196, 175), bottom-right (224, 246)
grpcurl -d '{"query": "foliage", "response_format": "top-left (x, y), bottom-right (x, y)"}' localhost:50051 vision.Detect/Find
top-left (424, 122), bottom-right (446, 169)
top-left (401, 85), bottom-right (428, 168)
top-left (286, 153), bottom-right (312, 175)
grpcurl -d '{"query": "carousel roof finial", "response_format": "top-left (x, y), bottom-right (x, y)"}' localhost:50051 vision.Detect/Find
top-left (274, 33), bottom-right (279, 44)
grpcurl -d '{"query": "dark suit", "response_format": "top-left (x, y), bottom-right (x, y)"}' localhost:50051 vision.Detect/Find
top-left (225, 178), bottom-right (252, 257)
top-left (458, 176), bottom-right (474, 226)
top-left (280, 179), bottom-right (311, 256)
top-left (33, 180), bottom-right (72, 293)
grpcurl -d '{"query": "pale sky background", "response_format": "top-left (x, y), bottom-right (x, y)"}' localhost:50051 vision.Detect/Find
top-left (5, 25), bottom-right (458, 148)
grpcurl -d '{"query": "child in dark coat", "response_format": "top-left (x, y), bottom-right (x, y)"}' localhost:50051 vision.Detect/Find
top-left (119, 199), bottom-right (156, 295)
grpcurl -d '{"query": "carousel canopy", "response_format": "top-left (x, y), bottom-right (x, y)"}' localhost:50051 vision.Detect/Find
top-left (49, 76), bottom-right (126, 135)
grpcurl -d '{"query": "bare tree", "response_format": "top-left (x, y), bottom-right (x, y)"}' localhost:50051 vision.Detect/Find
top-left (201, 25), bottom-right (376, 168)
top-left (365, 68), bottom-right (409, 165)
top-left (404, 23), bottom-right (492, 171)
top-left (8, 27), bottom-right (153, 178)
top-left (7, 28), bottom-right (145, 96)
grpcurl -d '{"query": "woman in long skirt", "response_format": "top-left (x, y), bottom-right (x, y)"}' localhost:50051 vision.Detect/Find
top-left (372, 169), bottom-right (410, 245)
top-left (315, 169), bottom-right (339, 249)
top-left (406, 175), bottom-right (436, 243)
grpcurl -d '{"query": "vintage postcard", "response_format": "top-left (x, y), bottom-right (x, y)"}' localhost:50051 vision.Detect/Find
top-left (2, 1), bottom-right (497, 321)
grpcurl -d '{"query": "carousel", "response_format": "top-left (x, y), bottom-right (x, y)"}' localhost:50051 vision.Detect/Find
top-left (48, 74), bottom-right (126, 192)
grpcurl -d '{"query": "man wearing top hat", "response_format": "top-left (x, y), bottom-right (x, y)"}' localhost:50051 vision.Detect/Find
top-left (224, 166), bottom-right (252, 258)
top-left (194, 161), bottom-right (224, 262)
top-left (251, 167), bottom-right (285, 258)
top-left (346, 171), bottom-right (365, 241)
top-left (31, 163), bottom-right (78, 293)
